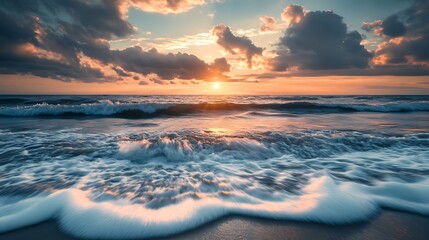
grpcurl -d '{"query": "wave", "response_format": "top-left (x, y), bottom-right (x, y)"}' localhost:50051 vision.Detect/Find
top-left (0, 102), bottom-right (170, 118)
top-left (115, 131), bottom-right (429, 162)
top-left (0, 97), bottom-right (96, 106)
top-left (2, 128), bottom-right (428, 198)
top-left (1, 101), bottom-right (429, 118)
top-left (0, 176), bottom-right (428, 239)
top-left (0, 98), bottom-right (29, 105)
top-left (1, 127), bottom-right (429, 238)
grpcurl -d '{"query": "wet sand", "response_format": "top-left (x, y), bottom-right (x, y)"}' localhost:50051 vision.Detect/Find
top-left (1, 210), bottom-right (428, 240)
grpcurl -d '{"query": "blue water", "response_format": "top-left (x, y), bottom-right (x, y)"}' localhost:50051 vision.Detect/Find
top-left (0, 95), bottom-right (428, 238)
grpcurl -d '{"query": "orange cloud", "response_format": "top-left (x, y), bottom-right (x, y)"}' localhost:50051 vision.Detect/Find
top-left (281, 4), bottom-right (305, 26)
top-left (15, 43), bottom-right (64, 62)
top-left (259, 16), bottom-right (277, 32)
top-left (128, 0), bottom-right (206, 14)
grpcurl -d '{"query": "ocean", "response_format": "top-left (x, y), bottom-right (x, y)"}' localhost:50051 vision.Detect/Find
top-left (0, 95), bottom-right (429, 239)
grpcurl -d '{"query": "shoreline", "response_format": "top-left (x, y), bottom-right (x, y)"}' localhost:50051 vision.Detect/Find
top-left (1, 210), bottom-right (428, 240)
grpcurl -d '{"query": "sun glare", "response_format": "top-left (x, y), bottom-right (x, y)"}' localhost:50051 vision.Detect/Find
top-left (213, 82), bottom-right (220, 90)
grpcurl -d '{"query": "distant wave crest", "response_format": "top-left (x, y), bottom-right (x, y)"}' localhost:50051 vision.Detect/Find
top-left (1, 101), bottom-right (429, 118)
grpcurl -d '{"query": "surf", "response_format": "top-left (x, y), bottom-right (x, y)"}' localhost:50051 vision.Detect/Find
top-left (1, 101), bottom-right (429, 118)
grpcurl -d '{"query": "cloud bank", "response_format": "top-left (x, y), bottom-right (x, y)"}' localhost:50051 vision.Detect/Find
top-left (266, 2), bottom-right (428, 76)
top-left (0, 0), bottom-right (427, 85)
top-left (0, 0), bottom-right (228, 83)
top-left (367, 0), bottom-right (429, 69)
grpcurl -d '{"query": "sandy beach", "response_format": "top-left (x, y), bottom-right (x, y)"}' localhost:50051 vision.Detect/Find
top-left (1, 210), bottom-right (428, 240)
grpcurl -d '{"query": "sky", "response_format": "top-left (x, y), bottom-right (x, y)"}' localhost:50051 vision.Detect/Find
top-left (0, 0), bottom-right (428, 95)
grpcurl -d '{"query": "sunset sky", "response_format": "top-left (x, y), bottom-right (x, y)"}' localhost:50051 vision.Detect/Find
top-left (1, 0), bottom-right (428, 94)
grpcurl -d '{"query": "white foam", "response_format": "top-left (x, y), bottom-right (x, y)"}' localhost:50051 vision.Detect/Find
top-left (0, 102), bottom-right (170, 117)
top-left (1, 127), bottom-right (429, 238)
top-left (117, 136), bottom-right (275, 162)
top-left (1, 175), bottom-right (429, 239)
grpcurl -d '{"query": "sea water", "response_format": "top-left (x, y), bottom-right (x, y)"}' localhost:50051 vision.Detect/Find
top-left (0, 95), bottom-right (428, 238)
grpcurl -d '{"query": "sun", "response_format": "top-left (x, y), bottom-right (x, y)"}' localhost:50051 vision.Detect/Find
top-left (213, 82), bottom-right (220, 90)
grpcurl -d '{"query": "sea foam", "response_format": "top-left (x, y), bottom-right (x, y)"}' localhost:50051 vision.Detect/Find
top-left (1, 176), bottom-right (429, 239)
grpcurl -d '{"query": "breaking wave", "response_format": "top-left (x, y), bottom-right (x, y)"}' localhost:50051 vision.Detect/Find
top-left (1, 101), bottom-right (429, 118)
top-left (1, 128), bottom-right (429, 238)
top-left (0, 176), bottom-right (428, 239)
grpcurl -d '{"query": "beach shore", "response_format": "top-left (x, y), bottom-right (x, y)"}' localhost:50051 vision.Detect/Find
top-left (1, 210), bottom-right (428, 240)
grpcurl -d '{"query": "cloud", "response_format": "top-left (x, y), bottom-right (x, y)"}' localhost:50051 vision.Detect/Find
top-left (269, 6), bottom-right (372, 71)
top-left (0, 6), bottom-right (116, 82)
top-left (0, 0), bottom-right (134, 82)
top-left (211, 24), bottom-right (263, 68)
top-left (128, 0), bottom-right (206, 14)
top-left (381, 15), bottom-right (406, 37)
top-left (370, 0), bottom-right (429, 68)
top-left (259, 16), bottom-right (277, 32)
top-left (112, 67), bottom-right (132, 77)
top-left (362, 16), bottom-right (406, 38)
top-left (281, 4), bottom-right (305, 26)
top-left (110, 47), bottom-right (229, 80)
top-left (362, 20), bottom-right (383, 36)
top-left (210, 57), bottom-right (231, 73)
top-left (0, 0), bottom-right (229, 83)
top-left (241, 66), bottom-right (429, 79)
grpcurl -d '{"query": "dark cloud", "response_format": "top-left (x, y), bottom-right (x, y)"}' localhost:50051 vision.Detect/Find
top-left (270, 3), bottom-right (428, 76)
top-left (362, 15), bottom-right (406, 38)
top-left (110, 47), bottom-right (227, 80)
top-left (381, 15), bottom-right (406, 37)
top-left (210, 58), bottom-right (231, 73)
top-left (211, 24), bottom-right (263, 68)
top-left (0, 10), bottom-right (36, 45)
top-left (0, 5), bottom-right (114, 82)
top-left (0, 0), bottom-right (229, 83)
top-left (240, 66), bottom-right (429, 79)
top-left (371, 0), bottom-right (429, 68)
top-left (270, 8), bottom-right (372, 71)
top-left (52, 0), bottom-right (134, 38)
top-left (0, 0), bottom-right (132, 82)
